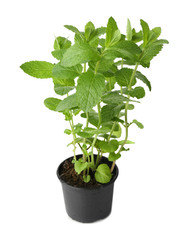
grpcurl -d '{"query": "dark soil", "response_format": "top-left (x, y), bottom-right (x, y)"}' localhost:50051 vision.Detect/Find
top-left (59, 158), bottom-right (101, 188)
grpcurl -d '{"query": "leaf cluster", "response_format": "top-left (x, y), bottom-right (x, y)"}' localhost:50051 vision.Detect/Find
top-left (20, 17), bottom-right (168, 184)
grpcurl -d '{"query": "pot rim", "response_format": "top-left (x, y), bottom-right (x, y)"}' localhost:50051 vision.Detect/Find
top-left (56, 154), bottom-right (119, 190)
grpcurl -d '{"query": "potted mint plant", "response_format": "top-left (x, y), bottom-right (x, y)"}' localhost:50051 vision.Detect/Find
top-left (20, 17), bottom-right (168, 223)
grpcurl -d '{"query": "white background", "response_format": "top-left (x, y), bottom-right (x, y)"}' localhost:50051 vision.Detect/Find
top-left (0, 0), bottom-right (184, 239)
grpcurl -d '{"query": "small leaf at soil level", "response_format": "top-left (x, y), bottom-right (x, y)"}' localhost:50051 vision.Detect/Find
top-left (95, 164), bottom-right (112, 183)
top-left (83, 175), bottom-right (91, 183)
top-left (74, 161), bottom-right (88, 175)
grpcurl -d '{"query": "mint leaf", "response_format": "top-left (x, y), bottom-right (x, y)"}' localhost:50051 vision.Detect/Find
top-left (20, 61), bottom-right (54, 79)
top-left (95, 164), bottom-right (112, 183)
top-left (56, 94), bottom-right (78, 112)
top-left (97, 139), bottom-right (119, 153)
top-left (101, 104), bottom-right (123, 123)
top-left (53, 77), bottom-right (74, 87)
top-left (119, 140), bottom-right (135, 144)
top-left (52, 63), bottom-right (82, 79)
top-left (85, 21), bottom-right (95, 40)
top-left (132, 119), bottom-right (144, 129)
top-left (60, 42), bottom-right (100, 67)
top-left (54, 85), bottom-right (74, 96)
top-left (108, 152), bottom-right (121, 162)
top-left (81, 111), bottom-right (99, 127)
top-left (88, 27), bottom-right (106, 45)
top-left (140, 41), bottom-right (167, 67)
top-left (105, 17), bottom-right (120, 47)
top-left (54, 36), bottom-right (71, 50)
top-left (83, 175), bottom-right (91, 183)
top-left (112, 123), bottom-right (122, 138)
top-left (64, 25), bottom-right (84, 39)
top-left (129, 86), bottom-right (145, 99)
top-left (105, 40), bottom-right (142, 62)
top-left (126, 19), bottom-right (132, 41)
top-left (148, 27), bottom-right (161, 45)
top-left (44, 98), bottom-right (61, 111)
top-left (115, 68), bottom-right (136, 87)
top-left (74, 160), bottom-right (88, 175)
top-left (101, 91), bottom-right (127, 104)
top-left (135, 71), bottom-right (151, 91)
top-left (51, 50), bottom-right (66, 60)
top-left (140, 19), bottom-right (150, 47)
top-left (64, 129), bottom-right (72, 135)
top-left (76, 70), bottom-right (105, 112)
top-left (132, 29), bottom-right (143, 43)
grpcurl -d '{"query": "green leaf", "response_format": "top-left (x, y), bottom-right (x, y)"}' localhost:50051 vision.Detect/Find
top-left (105, 40), bottom-right (142, 62)
top-left (129, 86), bottom-right (145, 99)
top-left (53, 77), bottom-right (75, 87)
top-left (119, 139), bottom-right (135, 144)
top-left (20, 61), bottom-right (54, 79)
top-left (44, 98), bottom-right (61, 111)
top-left (140, 39), bottom-right (168, 67)
top-left (64, 129), bottom-right (72, 135)
top-left (132, 29), bottom-right (143, 43)
top-left (81, 111), bottom-right (99, 127)
top-left (101, 91), bottom-right (127, 105)
top-left (140, 19), bottom-right (150, 47)
top-left (112, 123), bottom-right (122, 138)
top-left (64, 25), bottom-right (84, 39)
top-left (132, 119), bottom-right (144, 129)
top-left (105, 17), bottom-right (120, 47)
top-left (85, 21), bottom-right (95, 40)
top-left (51, 50), bottom-right (66, 60)
top-left (84, 127), bottom-right (110, 135)
top-left (74, 160), bottom-right (88, 175)
top-left (88, 27), bottom-right (106, 46)
top-left (54, 85), bottom-right (75, 96)
top-left (140, 43), bottom-right (163, 67)
top-left (135, 71), bottom-right (151, 91)
top-left (56, 94), bottom-right (78, 112)
top-left (60, 42), bottom-right (100, 67)
top-left (115, 68), bottom-right (136, 87)
top-left (83, 175), bottom-right (91, 183)
top-left (54, 36), bottom-right (71, 50)
top-left (148, 27), bottom-right (161, 44)
top-left (76, 70), bottom-right (105, 112)
top-left (101, 104), bottom-right (123, 123)
top-left (97, 139), bottom-right (119, 153)
top-left (126, 19), bottom-right (132, 41)
top-left (52, 63), bottom-right (82, 79)
top-left (95, 164), bottom-right (112, 183)
top-left (108, 152), bottom-right (121, 162)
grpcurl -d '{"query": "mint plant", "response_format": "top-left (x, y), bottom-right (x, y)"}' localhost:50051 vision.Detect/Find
top-left (20, 17), bottom-right (168, 184)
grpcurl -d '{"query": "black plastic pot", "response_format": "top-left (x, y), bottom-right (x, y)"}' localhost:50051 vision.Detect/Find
top-left (57, 154), bottom-right (119, 223)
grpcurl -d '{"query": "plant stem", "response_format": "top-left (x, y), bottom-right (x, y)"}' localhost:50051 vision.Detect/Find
top-left (111, 62), bottom-right (139, 172)
top-left (91, 102), bottom-right (101, 167)
top-left (69, 113), bottom-right (77, 160)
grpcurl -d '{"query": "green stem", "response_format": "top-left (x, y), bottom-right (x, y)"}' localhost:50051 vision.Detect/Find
top-left (91, 102), bottom-right (101, 167)
top-left (69, 113), bottom-right (77, 160)
top-left (111, 62), bottom-right (139, 172)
